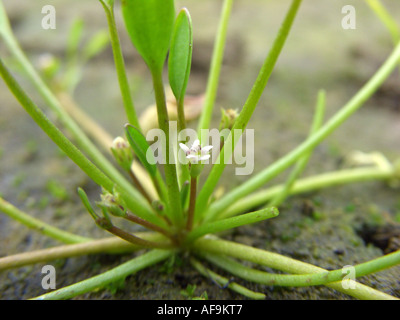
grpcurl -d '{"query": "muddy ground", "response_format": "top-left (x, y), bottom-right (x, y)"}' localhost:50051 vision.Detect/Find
top-left (0, 0), bottom-right (400, 299)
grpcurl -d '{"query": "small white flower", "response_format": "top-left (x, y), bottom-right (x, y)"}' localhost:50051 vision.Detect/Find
top-left (179, 139), bottom-right (213, 164)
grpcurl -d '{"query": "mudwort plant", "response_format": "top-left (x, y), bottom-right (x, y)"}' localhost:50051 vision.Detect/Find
top-left (1, 0), bottom-right (400, 300)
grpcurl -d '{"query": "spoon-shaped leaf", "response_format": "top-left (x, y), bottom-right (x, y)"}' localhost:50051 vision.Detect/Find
top-left (168, 8), bottom-right (193, 102)
top-left (125, 124), bottom-right (157, 177)
top-left (121, 0), bottom-right (175, 72)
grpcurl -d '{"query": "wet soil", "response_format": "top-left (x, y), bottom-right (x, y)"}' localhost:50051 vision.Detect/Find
top-left (0, 0), bottom-right (400, 299)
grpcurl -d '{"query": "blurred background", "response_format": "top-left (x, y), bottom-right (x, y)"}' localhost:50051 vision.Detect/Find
top-left (0, 0), bottom-right (399, 299)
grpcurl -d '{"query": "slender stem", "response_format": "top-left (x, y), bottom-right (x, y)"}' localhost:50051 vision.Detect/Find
top-left (197, 0), bottom-right (234, 138)
top-left (200, 251), bottom-right (400, 292)
top-left (268, 90), bottom-right (326, 208)
top-left (0, 14), bottom-right (143, 211)
top-left (152, 171), bottom-right (169, 203)
top-left (186, 207), bottom-right (278, 244)
top-left (186, 176), bottom-right (197, 231)
top-left (366, 0), bottom-right (400, 45)
top-left (99, 1), bottom-right (141, 129)
top-left (218, 166), bottom-right (394, 220)
top-left (194, 238), bottom-right (398, 300)
top-left (365, 0), bottom-right (400, 76)
top-left (205, 40), bottom-right (400, 221)
top-left (189, 257), bottom-right (266, 300)
top-left (56, 91), bottom-right (159, 200)
top-left (103, 224), bottom-right (172, 249)
top-left (125, 212), bottom-right (172, 239)
top-left (0, 197), bottom-right (90, 244)
top-left (176, 99), bottom-right (190, 189)
top-left (0, 59), bottom-right (166, 229)
top-left (151, 68), bottom-right (183, 227)
top-left (180, 180), bottom-right (190, 209)
top-left (88, 208), bottom-right (172, 249)
top-left (196, 0), bottom-right (303, 220)
top-left (0, 234), bottom-right (162, 271)
top-left (128, 170), bottom-right (153, 204)
top-left (32, 249), bottom-right (173, 300)
top-left (177, 98), bottom-right (186, 132)
top-left (56, 91), bottom-right (113, 148)
top-left (0, 11), bottom-right (159, 227)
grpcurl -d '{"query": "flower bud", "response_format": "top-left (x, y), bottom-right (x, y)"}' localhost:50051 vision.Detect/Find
top-left (96, 189), bottom-right (126, 218)
top-left (219, 108), bottom-right (239, 130)
top-left (110, 136), bottom-right (134, 172)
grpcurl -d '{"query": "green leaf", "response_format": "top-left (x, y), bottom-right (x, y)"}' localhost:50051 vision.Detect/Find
top-left (121, 0), bottom-right (175, 72)
top-left (168, 8), bottom-right (193, 102)
top-left (125, 124), bottom-right (157, 177)
top-left (180, 180), bottom-right (190, 209)
top-left (77, 187), bottom-right (99, 221)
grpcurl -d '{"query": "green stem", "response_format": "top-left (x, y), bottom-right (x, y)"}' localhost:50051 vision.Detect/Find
top-left (0, 7), bottom-right (153, 222)
top-left (99, 0), bottom-right (141, 129)
top-left (186, 176), bottom-right (197, 231)
top-left (0, 234), bottom-right (162, 271)
top-left (151, 68), bottom-right (183, 227)
top-left (177, 98), bottom-right (186, 132)
top-left (197, 0), bottom-right (234, 137)
top-left (0, 59), bottom-right (165, 229)
top-left (124, 212), bottom-right (173, 239)
top-left (365, 0), bottom-right (400, 76)
top-left (196, 0), bottom-right (303, 220)
top-left (153, 171), bottom-right (169, 203)
top-left (200, 251), bottom-right (400, 290)
top-left (83, 195), bottom-right (171, 249)
top-left (102, 224), bottom-right (172, 249)
top-left (176, 99), bottom-right (190, 188)
top-left (189, 257), bottom-right (266, 300)
top-left (194, 238), bottom-right (398, 300)
top-left (366, 0), bottom-right (400, 45)
top-left (32, 249), bottom-right (173, 300)
top-left (55, 91), bottom-right (159, 200)
top-left (205, 40), bottom-right (400, 221)
top-left (128, 170), bottom-right (153, 204)
top-left (186, 207), bottom-right (278, 244)
top-left (219, 166), bottom-right (394, 220)
top-left (268, 90), bottom-right (325, 208)
top-left (0, 197), bottom-right (90, 244)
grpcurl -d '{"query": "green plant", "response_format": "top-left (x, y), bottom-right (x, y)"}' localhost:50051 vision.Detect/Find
top-left (181, 284), bottom-right (208, 300)
top-left (0, 0), bottom-right (400, 300)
